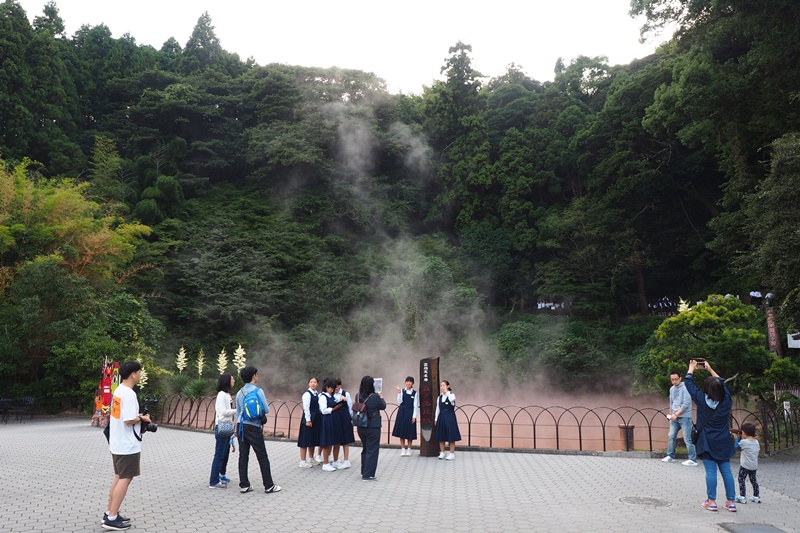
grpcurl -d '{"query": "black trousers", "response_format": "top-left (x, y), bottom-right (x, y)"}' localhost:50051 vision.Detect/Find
top-left (357, 426), bottom-right (381, 478)
top-left (239, 424), bottom-right (274, 489)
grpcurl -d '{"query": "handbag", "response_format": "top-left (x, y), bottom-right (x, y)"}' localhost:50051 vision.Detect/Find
top-left (351, 393), bottom-right (373, 428)
top-left (217, 420), bottom-right (234, 438)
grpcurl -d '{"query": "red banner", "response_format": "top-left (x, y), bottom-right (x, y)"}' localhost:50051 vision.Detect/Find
top-left (766, 307), bottom-right (783, 356)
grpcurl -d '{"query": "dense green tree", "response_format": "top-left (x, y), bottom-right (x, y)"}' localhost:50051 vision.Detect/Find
top-left (637, 295), bottom-right (772, 396)
top-left (737, 134), bottom-right (800, 328)
top-left (0, 160), bottom-right (155, 403)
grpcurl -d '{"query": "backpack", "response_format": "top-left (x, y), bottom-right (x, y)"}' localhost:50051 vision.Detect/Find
top-left (240, 389), bottom-right (265, 422)
top-left (351, 393), bottom-right (373, 428)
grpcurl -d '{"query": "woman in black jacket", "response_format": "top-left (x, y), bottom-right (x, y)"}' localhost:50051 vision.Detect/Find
top-left (356, 376), bottom-right (386, 481)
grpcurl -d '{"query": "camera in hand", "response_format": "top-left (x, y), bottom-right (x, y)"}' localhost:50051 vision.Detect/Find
top-left (140, 399), bottom-right (158, 435)
top-left (695, 358), bottom-right (706, 368)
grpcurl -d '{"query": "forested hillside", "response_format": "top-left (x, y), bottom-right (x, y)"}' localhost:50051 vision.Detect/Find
top-left (2, 0), bottom-right (799, 409)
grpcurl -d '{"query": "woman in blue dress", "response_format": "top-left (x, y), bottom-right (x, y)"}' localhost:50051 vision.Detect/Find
top-left (296, 377), bottom-right (320, 468)
top-left (331, 378), bottom-right (354, 469)
top-left (434, 380), bottom-right (461, 460)
top-left (392, 376), bottom-right (418, 457)
top-left (318, 378), bottom-right (338, 472)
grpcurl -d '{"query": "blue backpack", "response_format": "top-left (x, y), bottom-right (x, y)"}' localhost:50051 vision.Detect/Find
top-left (238, 388), bottom-right (266, 439)
top-left (240, 389), bottom-right (265, 422)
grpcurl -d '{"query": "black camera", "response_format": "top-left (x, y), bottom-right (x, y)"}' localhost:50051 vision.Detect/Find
top-left (695, 358), bottom-right (706, 368)
top-left (140, 399), bottom-right (158, 435)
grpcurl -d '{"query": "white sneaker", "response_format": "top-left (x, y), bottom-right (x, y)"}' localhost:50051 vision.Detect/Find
top-left (330, 460), bottom-right (341, 469)
top-left (314, 455), bottom-right (323, 463)
top-left (321, 463), bottom-right (337, 472)
top-left (438, 452), bottom-right (445, 460)
top-left (299, 460), bottom-right (313, 468)
top-left (750, 496), bottom-right (761, 504)
top-left (735, 496), bottom-right (747, 504)
top-left (338, 460), bottom-right (351, 469)
top-left (661, 456), bottom-right (675, 463)
top-left (682, 459), bottom-right (698, 467)
top-left (445, 453), bottom-right (455, 461)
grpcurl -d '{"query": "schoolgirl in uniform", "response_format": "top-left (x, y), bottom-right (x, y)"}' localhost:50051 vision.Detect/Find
top-left (297, 377), bottom-right (321, 468)
top-left (392, 376), bottom-right (418, 456)
top-left (331, 378), bottom-right (354, 469)
top-left (318, 378), bottom-right (338, 471)
top-left (434, 380), bottom-right (461, 460)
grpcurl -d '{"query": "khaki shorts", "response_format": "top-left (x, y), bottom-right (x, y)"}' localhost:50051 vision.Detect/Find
top-left (112, 453), bottom-right (141, 479)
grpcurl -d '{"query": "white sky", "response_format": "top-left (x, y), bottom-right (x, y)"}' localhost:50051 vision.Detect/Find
top-left (17, 0), bottom-right (670, 94)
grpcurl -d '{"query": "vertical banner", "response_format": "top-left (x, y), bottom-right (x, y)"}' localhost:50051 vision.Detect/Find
top-left (418, 357), bottom-right (439, 456)
top-left (766, 307), bottom-right (783, 356)
top-left (92, 355), bottom-right (114, 427)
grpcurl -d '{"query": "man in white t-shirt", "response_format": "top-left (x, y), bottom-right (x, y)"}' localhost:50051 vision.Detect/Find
top-left (102, 361), bottom-right (150, 531)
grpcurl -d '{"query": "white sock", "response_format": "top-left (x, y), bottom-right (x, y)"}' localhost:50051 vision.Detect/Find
top-left (107, 515), bottom-right (117, 521)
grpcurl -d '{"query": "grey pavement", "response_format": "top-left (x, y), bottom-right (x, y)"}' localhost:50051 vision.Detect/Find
top-left (1, 417), bottom-right (798, 532)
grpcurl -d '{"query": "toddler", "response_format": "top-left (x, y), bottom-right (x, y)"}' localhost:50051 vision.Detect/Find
top-left (734, 423), bottom-right (761, 504)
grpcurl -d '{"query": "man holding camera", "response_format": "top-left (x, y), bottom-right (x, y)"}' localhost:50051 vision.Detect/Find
top-left (663, 369), bottom-right (698, 466)
top-left (103, 361), bottom-right (151, 531)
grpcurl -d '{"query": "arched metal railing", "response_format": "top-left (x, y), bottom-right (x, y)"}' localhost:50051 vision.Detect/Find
top-left (154, 395), bottom-right (800, 454)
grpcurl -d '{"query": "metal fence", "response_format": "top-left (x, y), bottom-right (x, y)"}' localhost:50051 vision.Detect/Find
top-left (155, 395), bottom-right (800, 454)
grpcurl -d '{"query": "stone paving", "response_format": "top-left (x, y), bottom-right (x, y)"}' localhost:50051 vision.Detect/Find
top-left (1, 417), bottom-right (798, 532)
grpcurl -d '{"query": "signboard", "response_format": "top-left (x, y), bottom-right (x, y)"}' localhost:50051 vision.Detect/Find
top-left (419, 357), bottom-right (439, 455)
top-left (92, 356), bottom-right (119, 427)
top-left (765, 307), bottom-right (783, 356)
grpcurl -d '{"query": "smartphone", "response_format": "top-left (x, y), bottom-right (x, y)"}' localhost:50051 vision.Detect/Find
top-left (373, 378), bottom-right (383, 394)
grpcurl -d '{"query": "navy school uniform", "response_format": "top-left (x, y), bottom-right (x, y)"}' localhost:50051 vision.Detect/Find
top-left (391, 388), bottom-right (418, 441)
top-left (434, 392), bottom-right (461, 443)
top-left (332, 390), bottom-right (355, 445)
top-left (318, 392), bottom-right (336, 447)
top-left (297, 389), bottom-right (321, 448)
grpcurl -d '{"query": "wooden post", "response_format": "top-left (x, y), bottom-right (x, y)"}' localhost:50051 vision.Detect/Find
top-left (418, 357), bottom-right (440, 456)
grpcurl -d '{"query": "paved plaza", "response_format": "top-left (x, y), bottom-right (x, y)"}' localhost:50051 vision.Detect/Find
top-left (1, 417), bottom-right (798, 532)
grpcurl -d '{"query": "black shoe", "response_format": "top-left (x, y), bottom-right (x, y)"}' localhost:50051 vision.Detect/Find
top-left (102, 516), bottom-right (131, 531)
top-left (240, 485), bottom-right (253, 493)
top-left (265, 484), bottom-right (282, 493)
top-left (361, 476), bottom-right (377, 481)
top-left (101, 513), bottom-right (130, 526)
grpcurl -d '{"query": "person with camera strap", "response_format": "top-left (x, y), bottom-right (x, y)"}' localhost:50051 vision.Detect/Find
top-left (102, 361), bottom-right (151, 531)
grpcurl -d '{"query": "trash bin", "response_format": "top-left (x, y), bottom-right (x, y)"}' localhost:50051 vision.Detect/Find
top-left (618, 425), bottom-right (635, 451)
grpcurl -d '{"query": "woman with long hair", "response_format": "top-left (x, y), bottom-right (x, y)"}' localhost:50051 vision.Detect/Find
top-left (685, 360), bottom-right (737, 512)
top-left (209, 373), bottom-right (236, 488)
top-left (356, 376), bottom-right (386, 481)
top-left (434, 380), bottom-right (461, 460)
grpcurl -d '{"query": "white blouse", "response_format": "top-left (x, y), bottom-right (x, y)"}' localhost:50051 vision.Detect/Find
top-left (318, 392), bottom-right (334, 415)
top-left (434, 391), bottom-right (456, 422)
top-left (396, 388), bottom-right (419, 419)
top-left (215, 391), bottom-right (236, 424)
